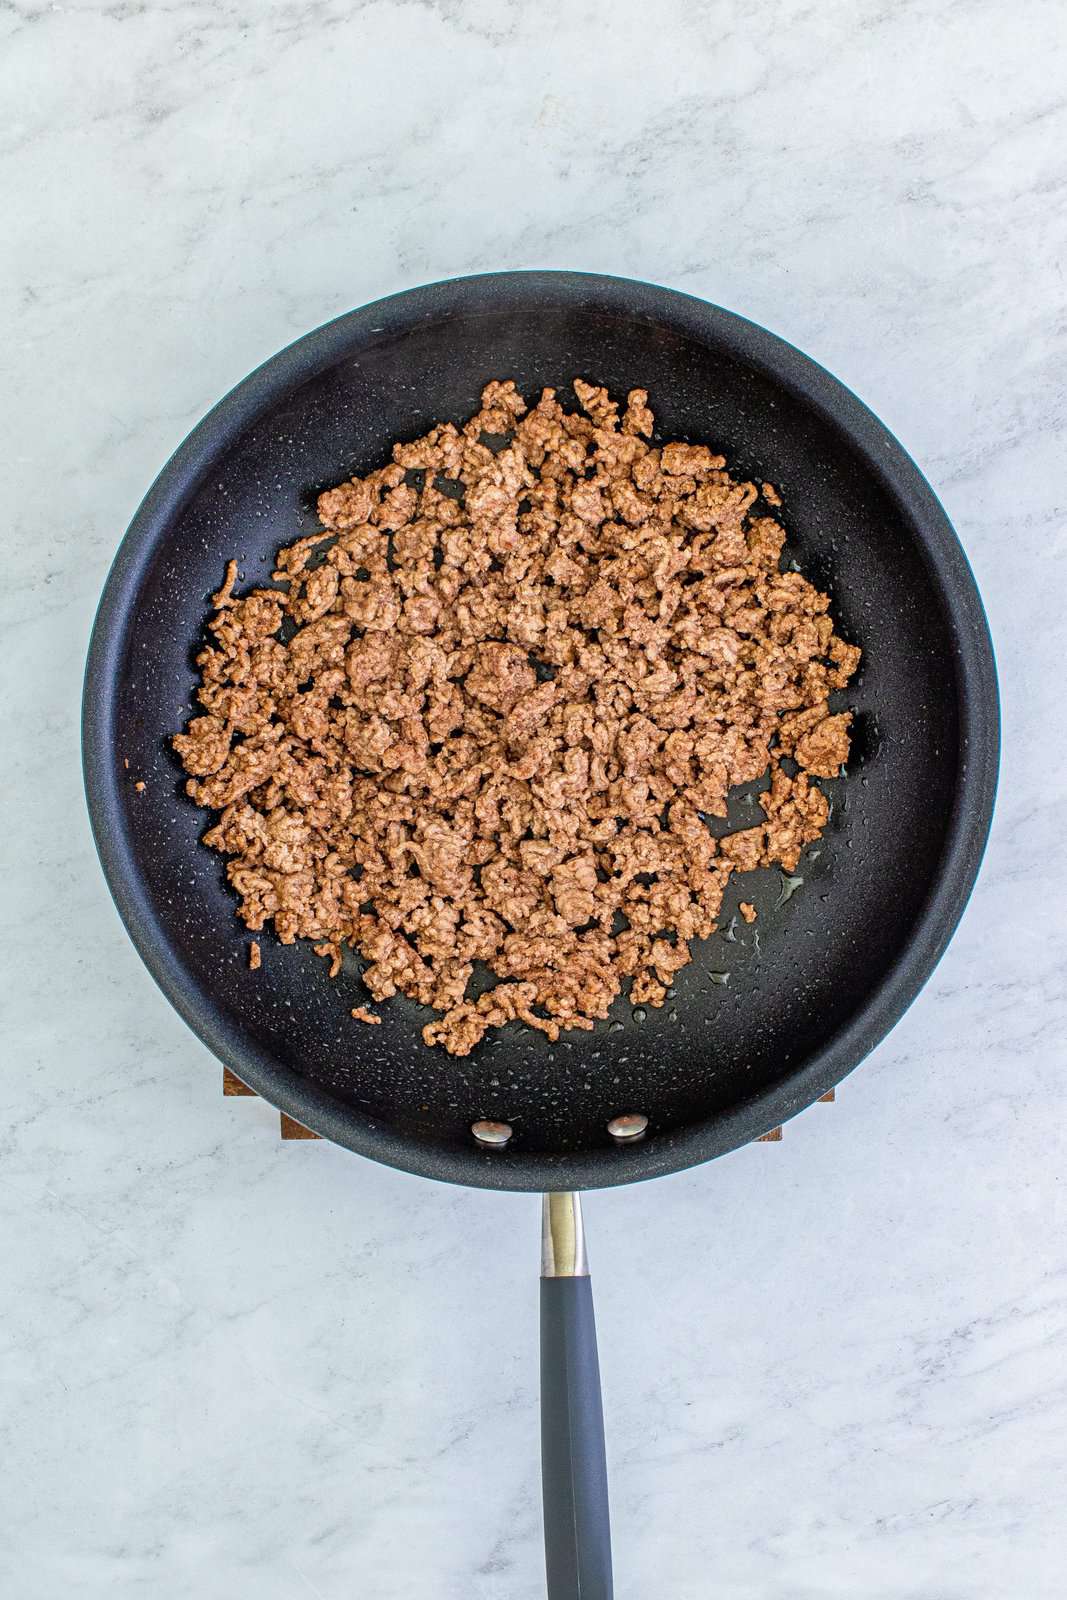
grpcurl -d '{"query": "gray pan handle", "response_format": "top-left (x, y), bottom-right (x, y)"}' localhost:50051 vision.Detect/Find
top-left (540, 1193), bottom-right (613, 1599)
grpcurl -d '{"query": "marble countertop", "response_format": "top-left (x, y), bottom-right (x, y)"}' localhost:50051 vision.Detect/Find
top-left (3, 1), bottom-right (1065, 1595)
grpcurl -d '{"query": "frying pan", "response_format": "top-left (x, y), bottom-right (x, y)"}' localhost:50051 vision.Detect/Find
top-left (82, 272), bottom-right (998, 1597)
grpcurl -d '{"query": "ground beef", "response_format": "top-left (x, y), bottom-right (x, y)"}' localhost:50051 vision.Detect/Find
top-left (172, 380), bottom-right (859, 1055)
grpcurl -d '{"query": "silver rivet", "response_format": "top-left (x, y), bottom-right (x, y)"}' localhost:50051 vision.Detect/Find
top-left (472, 1119), bottom-right (513, 1148)
top-left (607, 1112), bottom-right (649, 1143)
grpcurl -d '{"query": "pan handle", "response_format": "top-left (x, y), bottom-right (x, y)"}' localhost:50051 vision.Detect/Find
top-left (540, 1192), bottom-right (613, 1599)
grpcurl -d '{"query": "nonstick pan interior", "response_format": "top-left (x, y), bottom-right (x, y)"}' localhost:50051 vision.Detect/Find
top-left (82, 273), bottom-right (998, 1189)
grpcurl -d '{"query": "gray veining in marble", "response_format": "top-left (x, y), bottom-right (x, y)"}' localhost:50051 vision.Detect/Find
top-left (2, 1), bottom-right (1065, 1595)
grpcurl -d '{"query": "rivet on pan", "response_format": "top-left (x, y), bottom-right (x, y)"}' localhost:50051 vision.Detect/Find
top-left (607, 1112), bottom-right (649, 1144)
top-left (472, 1119), bottom-right (513, 1148)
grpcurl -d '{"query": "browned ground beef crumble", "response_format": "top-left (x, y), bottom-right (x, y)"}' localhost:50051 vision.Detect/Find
top-left (173, 380), bottom-right (859, 1056)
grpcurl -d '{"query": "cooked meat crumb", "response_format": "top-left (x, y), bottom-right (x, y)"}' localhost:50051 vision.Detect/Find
top-left (212, 559), bottom-right (239, 609)
top-left (739, 902), bottom-right (757, 923)
top-left (249, 940), bottom-right (261, 970)
top-left (172, 380), bottom-right (859, 1056)
top-left (351, 1005), bottom-right (381, 1025)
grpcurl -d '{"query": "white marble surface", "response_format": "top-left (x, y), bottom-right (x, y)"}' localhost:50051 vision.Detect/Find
top-left (2, 1), bottom-right (1065, 1594)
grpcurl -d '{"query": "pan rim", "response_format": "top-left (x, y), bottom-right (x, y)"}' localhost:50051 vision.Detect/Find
top-left (82, 270), bottom-right (1000, 1191)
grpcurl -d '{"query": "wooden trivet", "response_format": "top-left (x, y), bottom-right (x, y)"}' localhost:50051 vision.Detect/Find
top-left (223, 1066), bottom-right (834, 1142)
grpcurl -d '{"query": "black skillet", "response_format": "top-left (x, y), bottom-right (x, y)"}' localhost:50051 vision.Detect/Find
top-left (83, 272), bottom-right (998, 1597)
